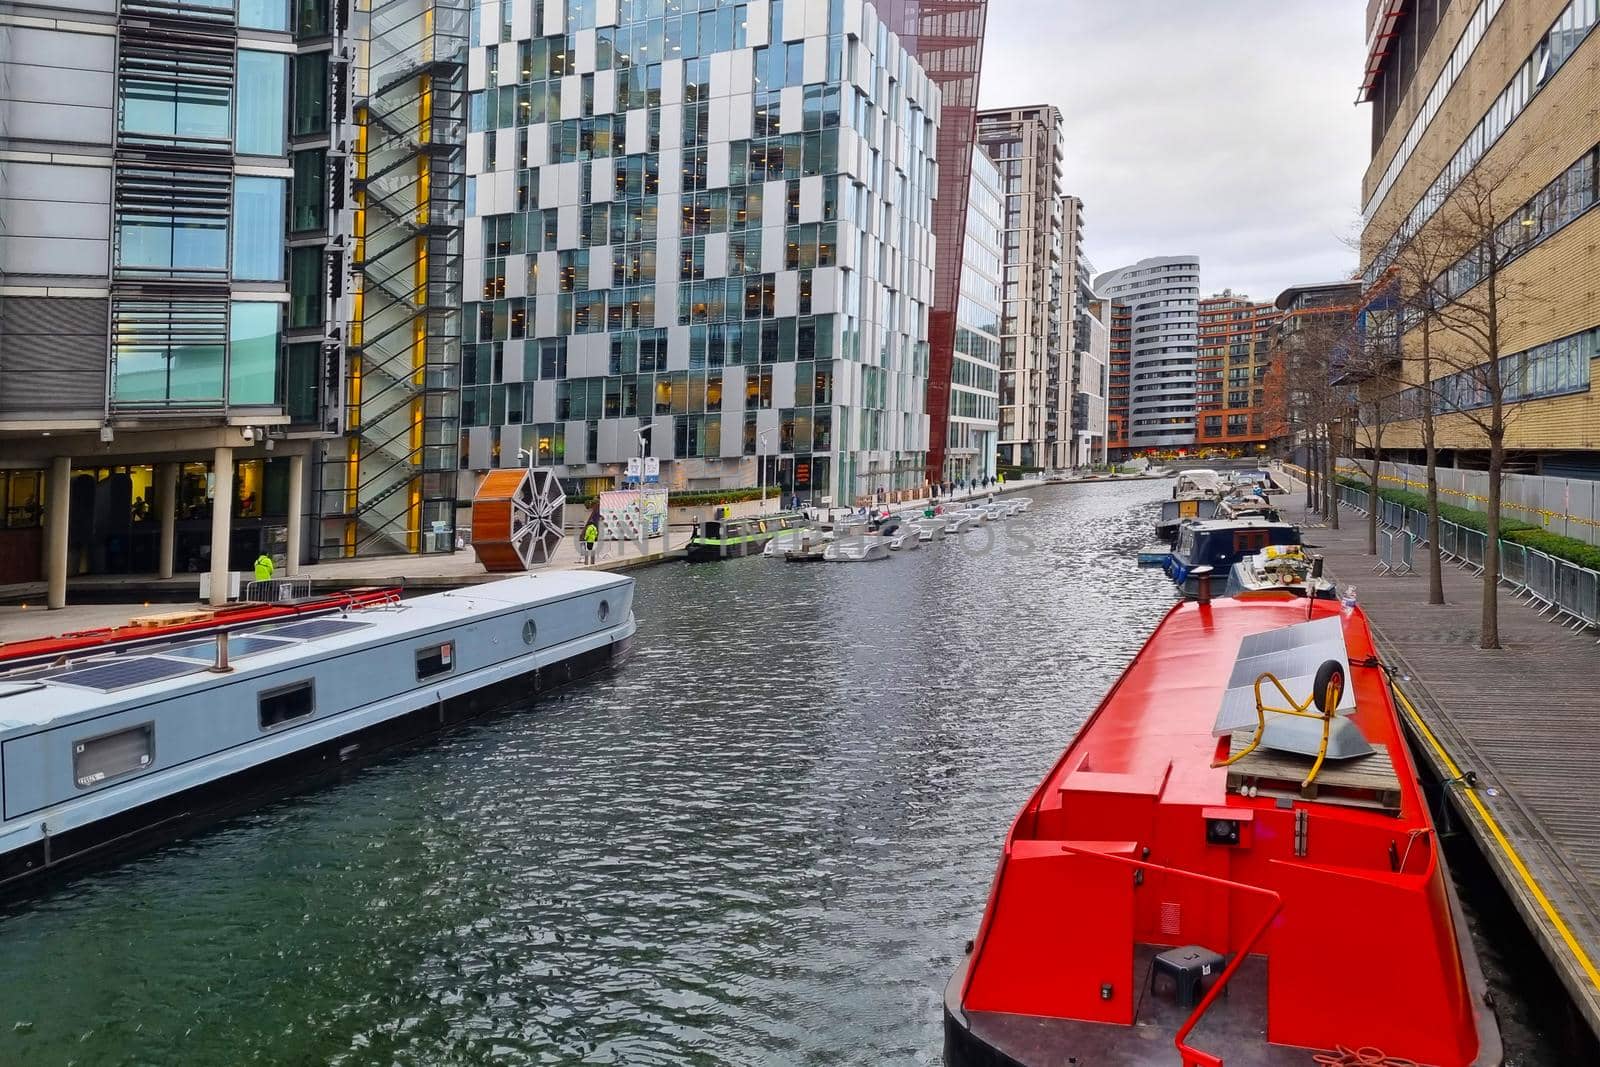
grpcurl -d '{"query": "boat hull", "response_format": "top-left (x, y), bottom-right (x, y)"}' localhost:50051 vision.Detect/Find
top-left (0, 626), bottom-right (633, 897)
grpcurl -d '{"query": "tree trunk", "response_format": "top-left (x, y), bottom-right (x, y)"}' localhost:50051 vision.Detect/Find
top-left (1366, 440), bottom-right (1380, 556)
top-left (1305, 431), bottom-right (1317, 509)
top-left (1327, 426), bottom-right (1340, 529)
top-left (1421, 322), bottom-right (1444, 605)
top-left (1481, 432), bottom-right (1502, 649)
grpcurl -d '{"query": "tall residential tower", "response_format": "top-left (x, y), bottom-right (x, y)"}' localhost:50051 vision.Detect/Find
top-left (1093, 254), bottom-right (1200, 452)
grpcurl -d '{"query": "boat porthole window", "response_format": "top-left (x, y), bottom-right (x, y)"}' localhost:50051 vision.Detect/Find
top-left (598, 599), bottom-right (611, 621)
top-left (522, 618), bottom-right (538, 645)
top-left (416, 641), bottom-right (455, 681)
top-left (73, 722), bottom-right (155, 789)
top-left (259, 680), bottom-right (315, 730)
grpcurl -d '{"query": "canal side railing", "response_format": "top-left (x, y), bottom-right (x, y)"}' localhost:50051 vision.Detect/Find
top-left (1336, 482), bottom-right (1600, 636)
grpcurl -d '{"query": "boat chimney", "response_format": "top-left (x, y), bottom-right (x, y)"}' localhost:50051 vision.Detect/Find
top-left (211, 631), bottom-right (234, 673)
top-left (1308, 556), bottom-right (1325, 619)
top-left (1191, 565), bottom-right (1215, 605)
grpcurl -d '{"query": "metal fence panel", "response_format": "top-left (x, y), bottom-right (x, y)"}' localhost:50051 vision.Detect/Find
top-left (1499, 541), bottom-right (1527, 589)
top-left (1526, 550), bottom-right (1557, 608)
top-left (1462, 529), bottom-right (1486, 573)
top-left (1374, 530), bottom-right (1393, 573)
top-left (1397, 532), bottom-right (1415, 574)
top-left (1406, 507), bottom-right (1427, 543)
top-left (1554, 559), bottom-right (1586, 626)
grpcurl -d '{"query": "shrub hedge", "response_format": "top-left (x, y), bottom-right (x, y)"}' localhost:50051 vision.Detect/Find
top-left (566, 485), bottom-right (778, 509)
top-left (1334, 473), bottom-right (1600, 570)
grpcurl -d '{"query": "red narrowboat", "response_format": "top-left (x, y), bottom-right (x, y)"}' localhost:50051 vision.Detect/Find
top-left (945, 592), bottom-right (1501, 1066)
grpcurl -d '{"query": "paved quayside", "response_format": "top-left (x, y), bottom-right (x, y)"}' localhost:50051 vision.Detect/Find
top-left (1282, 475), bottom-right (1600, 1038)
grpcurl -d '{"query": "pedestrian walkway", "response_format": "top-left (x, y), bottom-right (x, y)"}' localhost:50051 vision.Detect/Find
top-left (1283, 477), bottom-right (1600, 1036)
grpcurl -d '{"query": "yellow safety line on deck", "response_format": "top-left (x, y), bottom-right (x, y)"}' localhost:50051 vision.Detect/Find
top-left (1392, 682), bottom-right (1600, 992)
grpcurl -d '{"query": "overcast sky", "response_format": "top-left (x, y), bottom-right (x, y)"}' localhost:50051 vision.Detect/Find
top-left (978, 0), bottom-right (1369, 303)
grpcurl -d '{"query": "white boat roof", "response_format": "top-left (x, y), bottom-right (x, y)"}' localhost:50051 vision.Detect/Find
top-left (0, 572), bottom-right (630, 734)
top-left (1185, 518), bottom-right (1298, 533)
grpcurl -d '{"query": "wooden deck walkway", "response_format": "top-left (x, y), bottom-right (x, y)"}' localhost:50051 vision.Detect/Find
top-left (1282, 481), bottom-right (1600, 1035)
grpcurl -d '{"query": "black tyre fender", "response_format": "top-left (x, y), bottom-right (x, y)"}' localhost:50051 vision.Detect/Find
top-left (1313, 659), bottom-right (1345, 713)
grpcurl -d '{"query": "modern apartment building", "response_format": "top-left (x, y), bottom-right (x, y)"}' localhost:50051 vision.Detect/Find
top-left (459, 0), bottom-right (942, 507)
top-left (946, 144), bottom-right (999, 483)
top-left (976, 103), bottom-right (1065, 470)
top-left (1093, 255), bottom-right (1201, 452)
top-left (1196, 292), bottom-right (1280, 453)
top-left (0, 0), bottom-right (360, 599)
top-left (1072, 291), bottom-right (1108, 466)
top-left (1263, 280), bottom-right (1361, 457)
top-left (1358, 0), bottom-right (1600, 473)
top-left (1098, 294), bottom-right (1131, 456)
top-left (1067, 222), bottom-right (1106, 466)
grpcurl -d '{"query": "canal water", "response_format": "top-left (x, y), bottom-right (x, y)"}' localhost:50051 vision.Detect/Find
top-left (0, 481), bottom-right (1580, 1064)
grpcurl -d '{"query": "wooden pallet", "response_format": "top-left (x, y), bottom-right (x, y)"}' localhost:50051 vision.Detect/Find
top-left (128, 609), bottom-right (215, 629)
top-left (1224, 731), bottom-right (1402, 814)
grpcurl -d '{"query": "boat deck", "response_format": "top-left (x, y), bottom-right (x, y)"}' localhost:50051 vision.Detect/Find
top-left (1286, 481), bottom-right (1600, 1037)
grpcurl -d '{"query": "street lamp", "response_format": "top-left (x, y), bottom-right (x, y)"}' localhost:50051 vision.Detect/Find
top-left (757, 428), bottom-right (773, 511)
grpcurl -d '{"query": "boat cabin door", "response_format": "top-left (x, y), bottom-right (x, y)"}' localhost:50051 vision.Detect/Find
top-left (1233, 529), bottom-right (1272, 555)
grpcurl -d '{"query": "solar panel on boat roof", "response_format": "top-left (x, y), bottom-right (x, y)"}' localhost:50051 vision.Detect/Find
top-left (263, 618), bottom-right (373, 639)
top-left (51, 656), bottom-right (202, 692)
top-left (160, 635), bottom-right (295, 663)
top-left (1213, 617), bottom-right (1356, 736)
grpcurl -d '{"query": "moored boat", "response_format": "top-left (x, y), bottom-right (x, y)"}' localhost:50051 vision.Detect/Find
top-left (944, 595), bottom-right (1502, 1066)
top-left (1164, 518), bottom-right (1304, 598)
top-left (1226, 544), bottom-right (1339, 600)
top-left (685, 510), bottom-right (805, 561)
top-left (823, 534), bottom-right (890, 562)
top-left (0, 572), bottom-right (635, 895)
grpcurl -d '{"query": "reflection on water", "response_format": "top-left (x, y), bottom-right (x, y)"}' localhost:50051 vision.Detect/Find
top-left (0, 482), bottom-right (1568, 1064)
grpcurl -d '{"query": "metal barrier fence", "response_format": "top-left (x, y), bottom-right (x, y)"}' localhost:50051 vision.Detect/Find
top-left (1363, 495), bottom-right (1600, 636)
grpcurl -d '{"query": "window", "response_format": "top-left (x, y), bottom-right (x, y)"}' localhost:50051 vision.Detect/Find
top-left (295, 0), bottom-right (328, 37)
top-left (285, 341), bottom-right (319, 422)
top-left (232, 177), bottom-right (286, 280)
top-left (111, 299), bottom-right (227, 406)
top-left (416, 641), bottom-right (454, 680)
top-left (292, 51), bottom-right (329, 136)
top-left (259, 680), bottom-right (315, 728)
top-left (236, 51), bottom-right (288, 155)
top-left (230, 302), bottom-right (281, 405)
top-left (120, 70), bottom-right (231, 146)
top-left (74, 723), bottom-right (154, 788)
top-left (240, 0), bottom-right (289, 30)
top-left (290, 149), bottom-right (326, 232)
top-left (119, 211), bottom-right (228, 276)
top-left (289, 246), bottom-right (324, 328)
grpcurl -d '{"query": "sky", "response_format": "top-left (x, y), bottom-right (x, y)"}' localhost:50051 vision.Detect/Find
top-left (978, 0), bottom-right (1370, 303)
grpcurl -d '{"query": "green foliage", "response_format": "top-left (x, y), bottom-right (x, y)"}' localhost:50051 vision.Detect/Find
top-left (1504, 528), bottom-right (1600, 570)
top-left (1340, 474), bottom-right (1600, 569)
top-left (563, 485), bottom-right (778, 510)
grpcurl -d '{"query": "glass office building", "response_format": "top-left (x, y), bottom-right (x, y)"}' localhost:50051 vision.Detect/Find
top-left (460, 0), bottom-right (941, 505)
top-left (946, 145), bottom-right (999, 483)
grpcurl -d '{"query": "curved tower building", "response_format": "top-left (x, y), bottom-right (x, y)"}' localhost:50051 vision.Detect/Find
top-left (1093, 255), bottom-right (1200, 451)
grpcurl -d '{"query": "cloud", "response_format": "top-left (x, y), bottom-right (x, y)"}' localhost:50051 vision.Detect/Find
top-left (978, 0), bottom-right (1368, 302)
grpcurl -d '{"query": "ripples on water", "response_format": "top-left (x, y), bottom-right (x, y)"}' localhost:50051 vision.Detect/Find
top-left (0, 484), bottom-right (1179, 1065)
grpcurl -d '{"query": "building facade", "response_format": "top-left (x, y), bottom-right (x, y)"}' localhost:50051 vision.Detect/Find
top-left (1358, 0), bottom-right (1600, 473)
top-left (1067, 225), bottom-right (1105, 467)
top-left (877, 0), bottom-right (990, 484)
top-left (1098, 293), bottom-right (1131, 456)
top-left (1093, 254), bottom-right (1201, 452)
top-left (1263, 281), bottom-right (1361, 458)
top-left (460, 0), bottom-right (941, 507)
top-left (946, 144), bottom-right (999, 484)
top-left (1196, 292), bottom-right (1280, 454)
top-left (0, 0), bottom-right (358, 598)
top-left (1072, 289), bottom-right (1108, 466)
top-left (976, 103), bottom-right (1065, 471)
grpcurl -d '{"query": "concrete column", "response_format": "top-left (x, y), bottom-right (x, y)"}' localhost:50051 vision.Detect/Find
top-left (157, 461), bottom-right (178, 580)
top-left (285, 452), bottom-right (305, 576)
top-left (209, 446), bottom-right (234, 606)
top-left (46, 455), bottom-right (71, 610)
